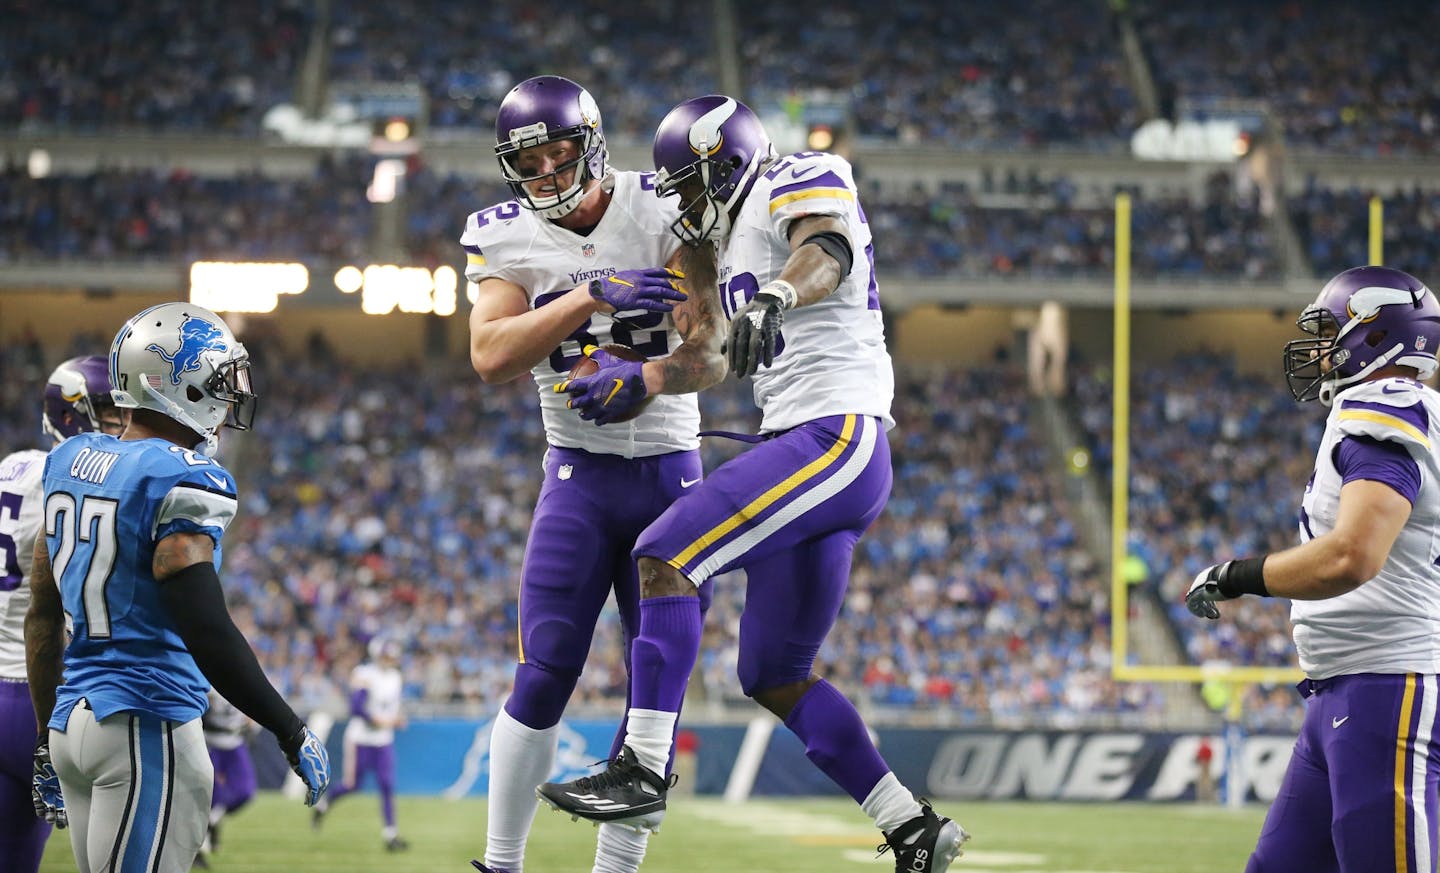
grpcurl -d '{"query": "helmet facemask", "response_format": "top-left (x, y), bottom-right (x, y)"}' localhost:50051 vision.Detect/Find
top-left (656, 155), bottom-right (742, 247)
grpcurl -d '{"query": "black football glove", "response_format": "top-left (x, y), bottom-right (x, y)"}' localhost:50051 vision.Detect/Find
top-left (727, 291), bottom-right (786, 379)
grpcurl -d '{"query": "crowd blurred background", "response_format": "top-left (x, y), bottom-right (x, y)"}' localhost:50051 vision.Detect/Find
top-left (5, 0), bottom-right (1439, 735)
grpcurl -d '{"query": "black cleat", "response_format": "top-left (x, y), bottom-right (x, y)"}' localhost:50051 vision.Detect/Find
top-left (535, 745), bottom-right (672, 833)
top-left (878, 800), bottom-right (969, 873)
top-left (469, 863), bottom-right (512, 873)
top-left (385, 836), bottom-right (410, 852)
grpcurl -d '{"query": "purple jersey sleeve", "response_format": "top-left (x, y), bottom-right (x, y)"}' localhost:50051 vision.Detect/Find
top-left (1334, 435), bottom-right (1421, 505)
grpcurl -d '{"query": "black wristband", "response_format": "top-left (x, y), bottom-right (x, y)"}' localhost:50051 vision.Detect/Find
top-left (1217, 556), bottom-right (1269, 598)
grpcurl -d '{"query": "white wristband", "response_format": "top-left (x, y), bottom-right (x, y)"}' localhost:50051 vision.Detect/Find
top-left (759, 279), bottom-right (798, 310)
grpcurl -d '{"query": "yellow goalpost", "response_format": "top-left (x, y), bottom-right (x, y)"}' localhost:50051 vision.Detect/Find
top-left (1107, 192), bottom-right (1302, 688)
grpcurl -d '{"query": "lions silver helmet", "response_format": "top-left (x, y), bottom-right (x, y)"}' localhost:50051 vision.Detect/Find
top-left (109, 302), bottom-right (257, 454)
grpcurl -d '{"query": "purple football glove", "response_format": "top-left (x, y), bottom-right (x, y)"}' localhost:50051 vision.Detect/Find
top-left (558, 346), bottom-right (650, 426)
top-left (589, 268), bottom-right (687, 314)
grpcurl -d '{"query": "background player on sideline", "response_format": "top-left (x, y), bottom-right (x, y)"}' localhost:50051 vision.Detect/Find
top-left (312, 637), bottom-right (409, 851)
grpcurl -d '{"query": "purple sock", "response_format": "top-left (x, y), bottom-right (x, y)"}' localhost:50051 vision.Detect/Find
top-left (784, 679), bottom-right (890, 804)
top-left (630, 595), bottom-right (703, 713)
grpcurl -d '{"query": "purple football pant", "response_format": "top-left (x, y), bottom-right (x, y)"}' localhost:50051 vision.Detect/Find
top-left (330, 741), bottom-right (397, 828)
top-left (1250, 673), bottom-right (1440, 873)
top-left (208, 744), bottom-right (256, 814)
top-left (0, 680), bottom-right (50, 873)
top-left (635, 414), bottom-right (891, 694)
top-left (505, 446), bottom-right (704, 743)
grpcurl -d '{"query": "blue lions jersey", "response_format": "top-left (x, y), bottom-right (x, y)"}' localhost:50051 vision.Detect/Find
top-left (42, 433), bottom-right (239, 728)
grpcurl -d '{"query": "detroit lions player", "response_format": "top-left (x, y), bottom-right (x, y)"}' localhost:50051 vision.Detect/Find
top-left (311, 636), bottom-right (408, 851)
top-left (1187, 266), bottom-right (1440, 872)
top-left (461, 75), bottom-right (726, 873)
top-left (539, 95), bottom-right (968, 873)
top-left (25, 302), bottom-right (330, 873)
top-left (0, 357), bottom-right (124, 873)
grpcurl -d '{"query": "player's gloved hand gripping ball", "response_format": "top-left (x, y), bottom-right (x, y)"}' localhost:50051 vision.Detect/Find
top-left (558, 344), bottom-right (652, 425)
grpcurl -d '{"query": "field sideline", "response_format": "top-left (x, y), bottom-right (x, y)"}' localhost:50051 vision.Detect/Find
top-left (39, 792), bottom-right (1266, 872)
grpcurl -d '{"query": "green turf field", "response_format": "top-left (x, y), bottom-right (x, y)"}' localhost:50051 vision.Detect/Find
top-left (39, 792), bottom-right (1266, 872)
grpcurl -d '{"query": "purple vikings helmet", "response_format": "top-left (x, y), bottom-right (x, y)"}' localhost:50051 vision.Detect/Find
top-left (494, 76), bottom-right (609, 219)
top-left (652, 95), bottom-right (776, 246)
top-left (42, 355), bottom-right (118, 443)
top-left (1284, 265), bottom-right (1440, 405)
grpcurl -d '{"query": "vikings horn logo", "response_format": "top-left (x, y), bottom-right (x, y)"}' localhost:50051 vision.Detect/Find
top-left (147, 316), bottom-right (228, 386)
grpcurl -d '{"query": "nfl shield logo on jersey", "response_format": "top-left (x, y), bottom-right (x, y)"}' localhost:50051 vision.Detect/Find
top-left (559, 464), bottom-right (574, 480)
top-left (581, 243), bottom-right (596, 258)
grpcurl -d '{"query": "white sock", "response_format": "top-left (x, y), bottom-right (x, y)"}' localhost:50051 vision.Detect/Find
top-left (592, 822), bottom-right (650, 873)
top-left (485, 708), bottom-right (560, 872)
top-left (861, 772), bottom-right (923, 834)
top-left (383, 824), bottom-right (398, 841)
top-left (624, 709), bottom-right (677, 778)
top-left (209, 806), bottom-right (224, 827)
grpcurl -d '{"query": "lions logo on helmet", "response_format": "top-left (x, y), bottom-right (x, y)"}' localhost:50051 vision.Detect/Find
top-left (148, 317), bottom-right (230, 386)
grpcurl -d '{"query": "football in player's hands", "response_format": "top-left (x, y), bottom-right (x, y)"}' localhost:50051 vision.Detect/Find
top-left (564, 344), bottom-right (653, 424)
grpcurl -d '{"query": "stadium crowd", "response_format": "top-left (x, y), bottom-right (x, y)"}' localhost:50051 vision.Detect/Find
top-left (3, 162), bottom-right (1299, 284)
top-left (1134, 0), bottom-right (1440, 156)
top-left (6, 0), bottom-right (1436, 154)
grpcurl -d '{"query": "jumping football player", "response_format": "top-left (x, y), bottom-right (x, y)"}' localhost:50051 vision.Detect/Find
top-left (540, 95), bottom-right (969, 873)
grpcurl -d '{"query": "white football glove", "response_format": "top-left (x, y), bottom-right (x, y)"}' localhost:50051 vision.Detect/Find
top-left (1185, 562), bottom-right (1240, 620)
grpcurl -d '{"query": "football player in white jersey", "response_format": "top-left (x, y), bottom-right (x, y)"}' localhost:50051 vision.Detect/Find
top-left (312, 637), bottom-right (408, 851)
top-left (1187, 266), bottom-right (1440, 872)
top-left (539, 96), bottom-right (968, 873)
top-left (0, 357), bottom-right (124, 873)
top-left (461, 75), bottom-right (726, 873)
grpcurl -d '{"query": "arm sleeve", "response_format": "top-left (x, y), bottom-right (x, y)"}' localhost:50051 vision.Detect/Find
top-left (158, 561), bottom-right (304, 744)
top-left (1333, 434), bottom-right (1422, 505)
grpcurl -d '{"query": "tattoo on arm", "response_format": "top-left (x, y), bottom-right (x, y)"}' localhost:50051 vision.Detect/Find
top-left (153, 532), bottom-right (215, 581)
top-left (652, 243), bottom-right (728, 394)
top-left (25, 532), bottom-right (65, 730)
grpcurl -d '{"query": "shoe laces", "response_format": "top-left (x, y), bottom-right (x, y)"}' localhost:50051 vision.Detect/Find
top-left (876, 798), bottom-right (936, 857)
top-left (573, 753), bottom-right (674, 794)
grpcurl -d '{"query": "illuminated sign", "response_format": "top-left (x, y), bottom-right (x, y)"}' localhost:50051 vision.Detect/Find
top-left (188, 261), bottom-right (464, 315)
top-left (190, 262), bottom-right (309, 313)
top-left (335, 264), bottom-right (459, 316)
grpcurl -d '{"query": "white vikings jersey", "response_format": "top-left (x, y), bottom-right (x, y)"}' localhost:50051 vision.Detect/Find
top-left (461, 172), bottom-right (700, 459)
top-left (1292, 377), bottom-right (1440, 678)
top-left (0, 449), bottom-right (47, 679)
top-left (344, 662), bottom-right (404, 747)
top-left (719, 151), bottom-right (894, 433)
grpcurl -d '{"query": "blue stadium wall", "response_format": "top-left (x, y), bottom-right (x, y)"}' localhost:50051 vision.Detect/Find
top-left (250, 717), bottom-right (1294, 803)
